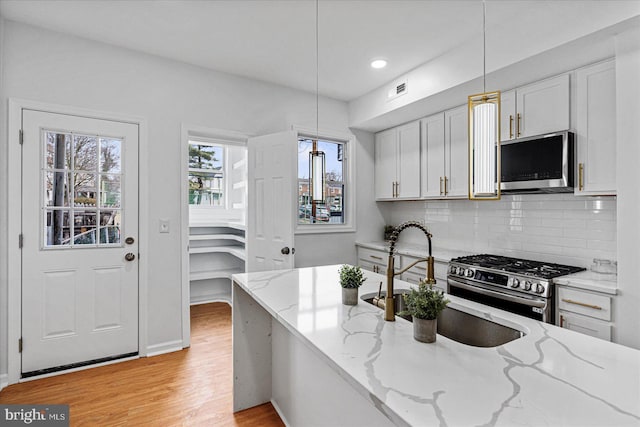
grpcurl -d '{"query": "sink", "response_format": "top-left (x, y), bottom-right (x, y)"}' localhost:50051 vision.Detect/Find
top-left (361, 291), bottom-right (524, 347)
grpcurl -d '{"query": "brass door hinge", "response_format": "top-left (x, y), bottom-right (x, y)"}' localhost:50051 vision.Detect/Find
top-left (18, 338), bottom-right (23, 353)
top-left (19, 129), bottom-right (24, 145)
top-left (19, 234), bottom-right (23, 249)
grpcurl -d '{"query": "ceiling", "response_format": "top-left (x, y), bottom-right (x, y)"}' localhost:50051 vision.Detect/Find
top-left (0, 0), bottom-right (639, 102)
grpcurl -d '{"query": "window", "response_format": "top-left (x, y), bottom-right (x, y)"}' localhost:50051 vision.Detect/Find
top-left (43, 131), bottom-right (122, 247)
top-left (188, 142), bottom-right (224, 207)
top-left (297, 137), bottom-right (345, 225)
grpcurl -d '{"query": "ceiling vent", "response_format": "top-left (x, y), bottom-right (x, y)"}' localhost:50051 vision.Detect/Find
top-left (387, 79), bottom-right (408, 101)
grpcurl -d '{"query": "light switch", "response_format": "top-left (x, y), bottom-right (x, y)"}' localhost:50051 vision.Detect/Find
top-left (159, 219), bottom-right (170, 233)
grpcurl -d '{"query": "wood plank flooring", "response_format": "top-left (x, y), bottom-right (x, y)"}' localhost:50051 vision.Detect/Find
top-left (0, 303), bottom-right (284, 427)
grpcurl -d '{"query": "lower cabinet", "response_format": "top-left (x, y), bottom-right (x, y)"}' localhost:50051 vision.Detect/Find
top-left (400, 254), bottom-right (447, 293)
top-left (356, 246), bottom-right (388, 275)
top-left (556, 286), bottom-right (612, 341)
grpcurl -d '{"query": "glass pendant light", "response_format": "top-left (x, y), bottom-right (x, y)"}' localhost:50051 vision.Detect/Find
top-left (468, 0), bottom-right (501, 200)
top-left (310, 0), bottom-right (326, 206)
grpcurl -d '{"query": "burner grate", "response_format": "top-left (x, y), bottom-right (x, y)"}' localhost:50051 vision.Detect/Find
top-left (452, 254), bottom-right (585, 279)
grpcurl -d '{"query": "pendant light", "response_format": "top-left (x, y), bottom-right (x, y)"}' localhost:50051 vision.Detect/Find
top-left (309, 0), bottom-right (326, 208)
top-left (468, 0), bottom-right (501, 200)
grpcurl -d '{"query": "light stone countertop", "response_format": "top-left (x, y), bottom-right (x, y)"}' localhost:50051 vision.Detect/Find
top-left (553, 270), bottom-right (618, 295)
top-left (356, 240), bottom-right (472, 262)
top-left (357, 241), bottom-right (618, 294)
top-left (232, 264), bottom-right (639, 427)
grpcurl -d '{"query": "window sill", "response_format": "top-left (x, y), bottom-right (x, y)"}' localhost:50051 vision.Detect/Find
top-left (295, 224), bottom-right (356, 235)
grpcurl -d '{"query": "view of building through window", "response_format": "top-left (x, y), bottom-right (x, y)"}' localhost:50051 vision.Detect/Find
top-left (298, 137), bottom-right (345, 224)
top-left (188, 142), bottom-right (224, 206)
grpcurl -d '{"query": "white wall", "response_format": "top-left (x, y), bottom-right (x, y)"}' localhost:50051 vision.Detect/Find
top-left (0, 21), bottom-right (378, 377)
top-left (379, 195), bottom-right (617, 269)
top-left (614, 26), bottom-right (640, 350)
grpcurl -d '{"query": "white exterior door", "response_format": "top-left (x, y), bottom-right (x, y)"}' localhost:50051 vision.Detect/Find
top-left (247, 131), bottom-right (295, 272)
top-left (21, 110), bottom-right (139, 375)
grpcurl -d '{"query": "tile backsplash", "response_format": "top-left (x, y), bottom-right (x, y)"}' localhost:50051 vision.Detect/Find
top-left (380, 194), bottom-right (617, 268)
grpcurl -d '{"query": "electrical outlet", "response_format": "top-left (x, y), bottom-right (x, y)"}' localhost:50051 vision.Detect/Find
top-left (159, 219), bottom-right (170, 233)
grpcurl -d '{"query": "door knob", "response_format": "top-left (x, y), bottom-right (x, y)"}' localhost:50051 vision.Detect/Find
top-left (281, 247), bottom-right (290, 255)
top-left (125, 252), bottom-right (136, 261)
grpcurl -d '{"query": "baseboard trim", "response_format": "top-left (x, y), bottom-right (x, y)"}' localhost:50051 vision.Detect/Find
top-left (270, 399), bottom-right (291, 427)
top-left (0, 373), bottom-right (8, 392)
top-left (145, 340), bottom-right (184, 357)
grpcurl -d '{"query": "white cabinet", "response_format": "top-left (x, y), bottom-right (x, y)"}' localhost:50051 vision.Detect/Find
top-left (420, 113), bottom-right (445, 198)
top-left (189, 224), bottom-right (246, 304)
top-left (400, 254), bottom-right (447, 293)
top-left (357, 246), bottom-right (388, 275)
top-left (419, 107), bottom-right (467, 199)
top-left (374, 120), bottom-right (421, 200)
top-left (501, 74), bottom-right (570, 142)
top-left (575, 60), bottom-right (616, 195)
top-left (443, 105), bottom-right (469, 198)
top-left (556, 285), bottom-right (612, 341)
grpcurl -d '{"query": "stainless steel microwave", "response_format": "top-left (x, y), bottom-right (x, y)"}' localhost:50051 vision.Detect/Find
top-left (501, 131), bottom-right (575, 193)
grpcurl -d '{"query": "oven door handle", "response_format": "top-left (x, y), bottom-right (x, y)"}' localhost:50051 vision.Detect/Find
top-left (448, 278), bottom-right (547, 308)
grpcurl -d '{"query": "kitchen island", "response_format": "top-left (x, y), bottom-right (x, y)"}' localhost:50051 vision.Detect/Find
top-left (232, 265), bottom-right (639, 426)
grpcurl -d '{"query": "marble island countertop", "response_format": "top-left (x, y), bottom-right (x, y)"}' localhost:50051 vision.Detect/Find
top-left (233, 265), bottom-right (639, 427)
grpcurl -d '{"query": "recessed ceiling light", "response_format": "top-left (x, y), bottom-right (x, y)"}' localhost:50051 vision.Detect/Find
top-left (371, 59), bottom-right (387, 69)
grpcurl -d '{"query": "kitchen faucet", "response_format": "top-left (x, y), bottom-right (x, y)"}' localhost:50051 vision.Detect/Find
top-left (377, 221), bottom-right (436, 321)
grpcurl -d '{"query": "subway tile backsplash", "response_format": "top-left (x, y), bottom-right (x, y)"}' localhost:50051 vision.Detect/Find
top-left (381, 194), bottom-right (617, 268)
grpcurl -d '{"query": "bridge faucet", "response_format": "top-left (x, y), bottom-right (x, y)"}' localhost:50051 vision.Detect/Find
top-left (381, 221), bottom-right (436, 321)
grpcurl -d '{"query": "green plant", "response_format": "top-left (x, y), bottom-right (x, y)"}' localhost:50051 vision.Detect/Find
top-left (339, 264), bottom-right (366, 289)
top-left (401, 281), bottom-right (450, 320)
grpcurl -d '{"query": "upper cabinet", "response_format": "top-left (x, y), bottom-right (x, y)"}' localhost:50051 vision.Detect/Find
top-left (574, 60), bottom-right (616, 196)
top-left (374, 120), bottom-right (421, 200)
top-left (420, 107), bottom-right (468, 199)
top-left (421, 113), bottom-right (445, 198)
top-left (443, 105), bottom-right (469, 198)
top-left (501, 74), bottom-right (570, 142)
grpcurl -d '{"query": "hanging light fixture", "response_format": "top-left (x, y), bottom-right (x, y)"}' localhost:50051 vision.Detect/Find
top-left (468, 0), bottom-right (500, 200)
top-left (309, 0), bottom-right (326, 210)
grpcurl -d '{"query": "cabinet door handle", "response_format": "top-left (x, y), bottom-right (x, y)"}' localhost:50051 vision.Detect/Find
top-left (509, 115), bottom-right (514, 139)
top-left (561, 298), bottom-right (602, 310)
top-left (578, 163), bottom-right (584, 191)
top-left (560, 314), bottom-right (565, 327)
top-left (439, 177), bottom-right (443, 195)
top-left (370, 255), bottom-right (383, 261)
top-left (395, 181), bottom-right (400, 198)
top-left (517, 113), bottom-right (522, 137)
top-left (444, 176), bottom-right (448, 195)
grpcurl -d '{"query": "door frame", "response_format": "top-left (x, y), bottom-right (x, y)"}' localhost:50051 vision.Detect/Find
top-left (7, 98), bottom-right (149, 385)
top-left (179, 123), bottom-right (250, 348)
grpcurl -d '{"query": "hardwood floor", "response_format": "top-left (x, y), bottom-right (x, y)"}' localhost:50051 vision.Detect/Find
top-left (0, 303), bottom-right (284, 427)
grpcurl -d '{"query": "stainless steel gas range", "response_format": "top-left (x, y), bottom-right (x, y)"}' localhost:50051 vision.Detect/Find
top-left (447, 254), bottom-right (585, 323)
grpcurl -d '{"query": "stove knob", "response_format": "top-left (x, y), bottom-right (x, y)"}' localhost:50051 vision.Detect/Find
top-left (510, 278), bottom-right (520, 288)
top-left (524, 280), bottom-right (532, 291)
top-left (456, 267), bottom-right (463, 275)
top-left (465, 269), bottom-right (474, 278)
top-left (535, 283), bottom-right (545, 294)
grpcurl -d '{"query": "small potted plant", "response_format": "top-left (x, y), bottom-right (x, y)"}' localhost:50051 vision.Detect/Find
top-left (401, 281), bottom-right (450, 343)
top-left (339, 264), bottom-right (366, 305)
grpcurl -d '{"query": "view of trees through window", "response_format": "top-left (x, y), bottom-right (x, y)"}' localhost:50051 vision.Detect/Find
top-left (188, 142), bottom-right (224, 206)
top-left (44, 131), bottom-right (122, 247)
top-left (298, 137), bottom-right (345, 224)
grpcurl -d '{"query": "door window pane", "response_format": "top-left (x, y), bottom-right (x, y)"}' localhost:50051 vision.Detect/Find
top-left (42, 130), bottom-right (124, 248)
top-left (100, 138), bottom-right (121, 173)
top-left (45, 171), bottom-right (72, 207)
top-left (99, 175), bottom-right (121, 208)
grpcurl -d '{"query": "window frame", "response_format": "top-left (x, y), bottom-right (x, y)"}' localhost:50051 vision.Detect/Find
top-left (294, 128), bottom-right (356, 235)
top-left (187, 139), bottom-right (227, 209)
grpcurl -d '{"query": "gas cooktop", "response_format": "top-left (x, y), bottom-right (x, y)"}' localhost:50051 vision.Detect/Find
top-left (451, 254), bottom-right (585, 280)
